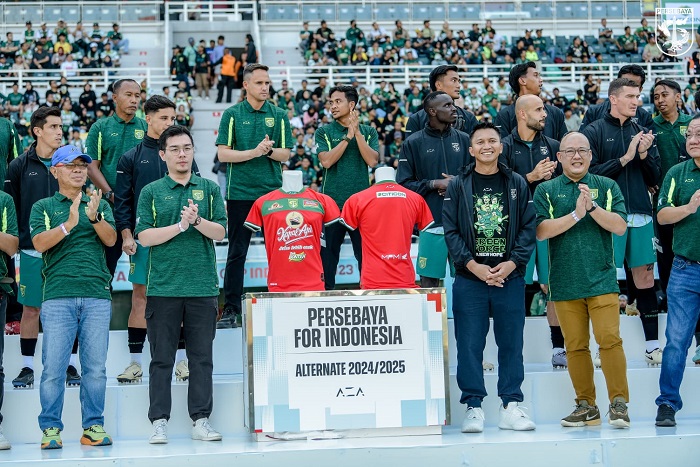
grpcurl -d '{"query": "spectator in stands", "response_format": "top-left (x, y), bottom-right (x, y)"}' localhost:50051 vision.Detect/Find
top-left (643, 34), bottom-right (664, 63)
top-left (564, 106), bottom-right (582, 132)
top-left (60, 54), bottom-right (78, 77)
top-left (583, 75), bottom-right (601, 105)
top-left (368, 22), bottom-right (390, 46)
top-left (6, 83), bottom-right (23, 123)
top-left (30, 41), bottom-right (50, 75)
top-left (79, 83), bottom-right (97, 117)
top-left (567, 37), bottom-right (590, 63)
top-left (10, 55), bottom-right (28, 76)
top-left (51, 47), bottom-right (67, 68)
top-left (86, 42), bottom-right (101, 64)
top-left (90, 23), bottom-right (105, 50)
top-left (550, 88), bottom-right (568, 110)
top-left (635, 19), bottom-right (653, 43)
top-left (24, 21), bottom-right (36, 44)
top-left (598, 18), bottom-right (614, 45)
top-left (169, 45), bottom-right (190, 90)
top-left (37, 22), bottom-right (54, 46)
top-left (299, 22), bottom-right (311, 52)
top-left (314, 20), bottom-right (333, 48)
top-left (244, 34), bottom-right (259, 64)
top-left (60, 99), bottom-right (77, 137)
top-left (194, 44), bottom-right (211, 99)
top-left (107, 23), bottom-right (129, 55)
top-left (97, 92), bottom-right (114, 117)
top-left (22, 82), bottom-right (40, 106)
top-left (0, 33), bottom-right (18, 61)
top-left (53, 33), bottom-right (72, 55)
top-left (182, 37), bottom-right (197, 72)
top-left (297, 156), bottom-right (317, 186)
top-left (393, 20), bottom-right (406, 47)
top-left (73, 21), bottom-right (88, 55)
top-left (616, 26), bottom-right (638, 54)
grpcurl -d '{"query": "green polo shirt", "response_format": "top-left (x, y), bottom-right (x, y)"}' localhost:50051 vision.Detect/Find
top-left (315, 120), bottom-right (379, 208)
top-left (29, 192), bottom-right (115, 302)
top-left (0, 191), bottom-right (17, 284)
top-left (134, 173), bottom-right (227, 297)
top-left (86, 114), bottom-right (147, 190)
top-left (534, 172), bottom-right (627, 301)
top-left (215, 100), bottom-right (293, 201)
top-left (0, 118), bottom-right (20, 191)
top-left (658, 159), bottom-right (700, 261)
top-left (653, 113), bottom-right (692, 178)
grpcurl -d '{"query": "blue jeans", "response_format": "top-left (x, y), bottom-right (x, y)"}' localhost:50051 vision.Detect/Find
top-left (452, 274), bottom-right (526, 407)
top-left (656, 256), bottom-right (700, 412)
top-left (39, 297), bottom-right (111, 430)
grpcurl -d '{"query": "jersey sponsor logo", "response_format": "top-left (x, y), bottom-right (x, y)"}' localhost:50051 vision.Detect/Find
top-left (288, 198), bottom-right (299, 208)
top-left (606, 138), bottom-right (614, 142)
top-left (303, 200), bottom-right (319, 208)
top-left (242, 120), bottom-right (252, 125)
top-left (28, 171), bottom-right (38, 176)
top-left (140, 160), bottom-right (150, 164)
top-left (288, 251), bottom-right (306, 262)
top-left (452, 142), bottom-right (460, 152)
top-left (426, 148), bottom-right (435, 153)
top-left (381, 253), bottom-right (409, 260)
top-left (265, 118), bottom-right (275, 127)
top-left (111, 132), bottom-right (119, 136)
top-left (376, 191), bottom-right (407, 198)
top-left (510, 189), bottom-right (517, 200)
top-left (268, 202), bottom-right (282, 211)
top-left (192, 189), bottom-right (204, 201)
top-left (135, 129), bottom-right (144, 139)
top-left (277, 211), bottom-right (313, 245)
top-left (540, 146), bottom-right (548, 156)
top-left (590, 188), bottom-right (598, 200)
top-left (685, 178), bottom-right (695, 182)
top-left (164, 195), bottom-right (173, 200)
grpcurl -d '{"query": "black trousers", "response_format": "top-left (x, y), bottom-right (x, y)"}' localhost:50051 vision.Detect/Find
top-left (656, 219), bottom-right (674, 294)
top-left (321, 221), bottom-right (362, 290)
top-left (146, 296), bottom-right (217, 422)
top-left (224, 200), bottom-right (254, 313)
top-left (216, 75), bottom-right (235, 103)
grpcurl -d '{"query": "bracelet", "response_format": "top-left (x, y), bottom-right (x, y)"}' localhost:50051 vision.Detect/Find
top-left (571, 211), bottom-right (581, 223)
top-left (60, 223), bottom-right (70, 236)
top-left (429, 180), bottom-right (435, 190)
top-left (177, 221), bottom-right (186, 233)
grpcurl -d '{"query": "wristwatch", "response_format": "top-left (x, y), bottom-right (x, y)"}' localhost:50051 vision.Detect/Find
top-left (264, 149), bottom-right (274, 158)
top-left (193, 216), bottom-right (202, 226)
top-left (89, 212), bottom-right (103, 224)
top-left (104, 190), bottom-right (114, 200)
top-left (342, 136), bottom-right (352, 144)
top-left (586, 201), bottom-right (598, 213)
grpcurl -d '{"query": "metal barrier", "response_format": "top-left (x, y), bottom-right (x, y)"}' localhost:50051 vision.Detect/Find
top-left (0, 67), bottom-right (174, 94)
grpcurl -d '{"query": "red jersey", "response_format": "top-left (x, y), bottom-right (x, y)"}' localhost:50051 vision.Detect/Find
top-left (245, 188), bottom-right (340, 292)
top-left (341, 182), bottom-right (434, 289)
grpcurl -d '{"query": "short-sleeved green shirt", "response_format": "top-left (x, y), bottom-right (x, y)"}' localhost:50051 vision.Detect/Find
top-left (534, 172), bottom-right (627, 301)
top-left (215, 100), bottom-right (293, 201)
top-left (315, 120), bottom-right (379, 208)
top-left (653, 113), bottom-right (692, 178)
top-left (658, 159), bottom-right (700, 261)
top-left (135, 173), bottom-right (227, 297)
top-left (0, 191), bottom-right (18, 281)
top-left (29, 192), bottom-right (115, 301)
top-left (86, 114), bottom-right (147, 190)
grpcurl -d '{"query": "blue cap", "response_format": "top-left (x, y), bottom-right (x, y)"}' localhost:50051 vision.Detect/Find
top-left (51, 145), bottom-right (92, 167)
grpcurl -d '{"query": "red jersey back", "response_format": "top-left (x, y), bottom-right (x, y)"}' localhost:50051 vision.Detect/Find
top-left (245, 188), bottom-right (340, 292)
top-left (341, 182), bottom-right (434, 289)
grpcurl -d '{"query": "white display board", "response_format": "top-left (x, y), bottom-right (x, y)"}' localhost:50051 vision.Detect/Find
top-left (243, 289), bottom-right (449, 439)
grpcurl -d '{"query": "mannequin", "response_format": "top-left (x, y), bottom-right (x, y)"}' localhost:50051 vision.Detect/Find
top-left (282, 169), bottom-right (303, 193)
top-left (374, 166), bottom-right (396, 183)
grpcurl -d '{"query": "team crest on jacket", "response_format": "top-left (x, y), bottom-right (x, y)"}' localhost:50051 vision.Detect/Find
top-left (540, 146), bottom-right (548, 156)
top-left (135, 129), bottom-right (144, 139)
top-left (288, 198), bottom-right (298, 208)
top-left (510, 189), bottom-right (517, 200)
top-left (265, 118), bottom-right (275, 127)
top-left (192, 189), bottom-right (204, 201)
top-left (452, 142), bottom-right (460, 152)
top-left (590, 188), bottom-right (598, 200)
top-left (418, 257), bottom-right (427, 269)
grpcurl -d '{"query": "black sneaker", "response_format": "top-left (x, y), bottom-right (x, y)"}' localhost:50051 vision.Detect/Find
top-left (66, 365), bottom-right (81, 387)
top-left (12, 367), bottom-right (34, 389)
top-left (217, 307), bottom-right (235, 329)
top-left (655, 404), bottom-right (676, 427)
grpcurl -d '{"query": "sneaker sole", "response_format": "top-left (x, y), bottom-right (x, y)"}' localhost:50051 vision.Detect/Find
top-left (41, 440), bottom-right (62, 449)
top-left (66, 381), bottom-right (81, 387)
top-left (149, 438), bottom-right (168, 444)
top-left (80, 436), bottom-right (113, 446)
top-left (655, 419), bottom-right (676, 427)
top-left (0, 442), bottom-right (10, 450)
top-left (498, 424), bottom-right (536, 431)
top-left (460, 426), bottom-right (484, 433)
top-left (192, 434), bottom-right (223, 441)
top-left (116, 377), bottom-right (142, 384)
top-left (175, 376), bottom-right (189, 382)
top-left (12, 383), bottom-right (33, 389)
top-left (609, 418), bottom-right (630, 429)
top-left (561, 418), bottom-right (602, 427)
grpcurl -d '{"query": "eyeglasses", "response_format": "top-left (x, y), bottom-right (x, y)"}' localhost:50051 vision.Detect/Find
top-left (56, 162), bottom-right (89, 170)
top-left (561, 148), bottom-right (591, 158)
top-left (165, 145), bottom-right (194, 155)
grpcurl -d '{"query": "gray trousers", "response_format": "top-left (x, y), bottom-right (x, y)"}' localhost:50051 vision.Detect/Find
top-left (146, 296), bottom-right (218, 423)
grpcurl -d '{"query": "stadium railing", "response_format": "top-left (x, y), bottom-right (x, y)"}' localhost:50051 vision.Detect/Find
top-left (265, 62), bottom-right (688, 90)
top-left (0, 68), bottom-right (174, 95)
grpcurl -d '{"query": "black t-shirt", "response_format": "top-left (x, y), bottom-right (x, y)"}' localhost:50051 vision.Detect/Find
top-left (98, 101), bottom-right (114, 116)
top-left (472, 171), bottom-right (509, 269)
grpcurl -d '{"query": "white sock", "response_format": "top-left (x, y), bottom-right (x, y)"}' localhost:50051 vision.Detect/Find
top-left (176, 349), bottom-right (186, 363)
top-left (69, 354), bottom-right (78, 368)
top-left (130, 353), bottom-right (142, 365)
top-left (23, 355), bottom-right (33, 370)
top-left (552, 347), bottom-right (565, 355)
top-left (646, 340), bottom-right (660, 353)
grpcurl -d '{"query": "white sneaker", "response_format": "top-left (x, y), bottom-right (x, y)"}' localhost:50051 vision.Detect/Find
top-left (645, 348), bottom-right (663, 366)
top-left (192, 417), bottom-right (222, 441)
top-left (117, 361), bottom-right (143, 384)
top-left (175, 359), bottom-right (189, 381)
top-left (149, 419), bottom-right (168, 444)
top-left (498, 403), bottom-right (536, 431)
top-left (461, 407), bottom-right (485, 433)
top-left (482, 360), bottom-right (494, 371)
top-left (593, 351), bottom-right (601, 368)
top-left (0, 426), bottom-right (11, 450)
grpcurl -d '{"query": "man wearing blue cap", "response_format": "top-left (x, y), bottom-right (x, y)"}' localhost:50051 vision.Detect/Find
top-left (29, 145), bottom-right (116, 449)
